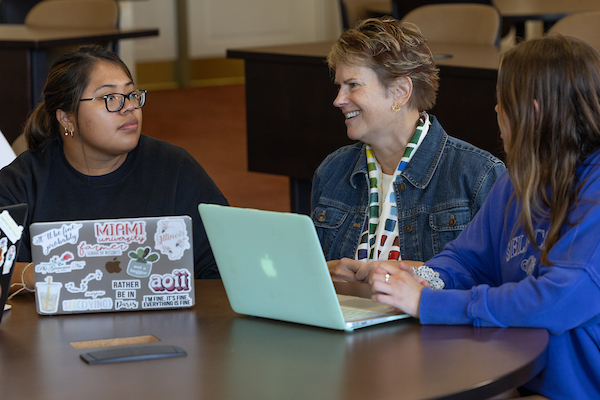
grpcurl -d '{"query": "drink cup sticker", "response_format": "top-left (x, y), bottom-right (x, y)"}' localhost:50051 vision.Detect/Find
top-left (32, 223), bottom-right (82, 255)
top-left (36, 276), bottom-right (63, 314)
top-left (0, 209), bottom-right (24, 244)
top-left (126, 247), bottom-right (159, 278)
top-left (154, 218), bottom-right (191, 261)
top-left (2, 245), bottom-right (16, 275)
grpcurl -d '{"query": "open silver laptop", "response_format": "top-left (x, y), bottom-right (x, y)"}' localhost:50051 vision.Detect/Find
top-left (30, 216), bottom-right (195, 315)
top-left (198, 204), bottom-right (409, 331)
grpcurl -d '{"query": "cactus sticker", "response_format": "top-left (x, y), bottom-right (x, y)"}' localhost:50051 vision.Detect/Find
top-left (126, 247), bottom-right (160, 278)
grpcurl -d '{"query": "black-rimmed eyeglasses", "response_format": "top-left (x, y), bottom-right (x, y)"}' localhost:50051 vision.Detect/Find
top-left (79, 89), bottom-right (147, 112)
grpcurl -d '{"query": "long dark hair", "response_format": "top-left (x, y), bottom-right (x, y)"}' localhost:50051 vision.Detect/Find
top-left (498, 35), bottom-right (600, 265)
top-left (23, 45), bottom-right (133, 150)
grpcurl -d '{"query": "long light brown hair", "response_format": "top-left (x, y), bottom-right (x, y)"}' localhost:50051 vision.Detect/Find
top-left (498, 35), bottom-right (600, 265)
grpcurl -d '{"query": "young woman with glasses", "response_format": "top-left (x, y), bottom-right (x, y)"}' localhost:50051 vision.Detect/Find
top-left (1, 45), bottom-right (228, 292)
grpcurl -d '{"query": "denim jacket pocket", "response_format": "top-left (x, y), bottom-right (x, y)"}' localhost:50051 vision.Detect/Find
top-left (311, 205), bottom-right (349, 229)
top-left (429, 206), bottom-right (471, 255)
top-left (311, 204), bottom-right (354, 259)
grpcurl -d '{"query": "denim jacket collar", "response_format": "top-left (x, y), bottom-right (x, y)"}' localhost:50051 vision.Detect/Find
top-left (349, 146), bottom-right (368, 190)
top-left (348, 115), bottom-right (448, 190)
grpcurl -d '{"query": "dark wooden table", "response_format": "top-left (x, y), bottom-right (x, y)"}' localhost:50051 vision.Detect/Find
top-left (228, 41), bottom-right (502, 214)
top-left (0, 25), bottom-right (159, 144)
top-left (1, 280), bottom-right (548, 400)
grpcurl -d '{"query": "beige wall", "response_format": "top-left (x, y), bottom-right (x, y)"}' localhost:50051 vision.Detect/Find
top-left (124, 0), bottom-right (343, 63)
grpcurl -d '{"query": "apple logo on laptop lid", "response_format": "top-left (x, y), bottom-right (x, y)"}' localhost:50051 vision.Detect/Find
top-left (261, 255), bottom-right (277, 278)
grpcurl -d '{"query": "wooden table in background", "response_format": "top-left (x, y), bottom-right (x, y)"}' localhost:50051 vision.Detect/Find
top-left (1, 280), bottom-right (548, 400)
top-left (0, 25), bottom-right (158, 143)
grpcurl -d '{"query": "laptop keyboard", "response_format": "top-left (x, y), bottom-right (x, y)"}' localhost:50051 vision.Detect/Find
top-left (341, 306), bottom-right (390, 321)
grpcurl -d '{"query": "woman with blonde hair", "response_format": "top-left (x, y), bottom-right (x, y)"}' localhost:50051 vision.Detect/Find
top-left (369, 34), bottom-right (600, 398)
top-left (311, 17), bottom-right (504, 282)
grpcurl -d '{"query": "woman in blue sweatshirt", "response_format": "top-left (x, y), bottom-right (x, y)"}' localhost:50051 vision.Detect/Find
top-left (366, 35), bottom-right (600, 399)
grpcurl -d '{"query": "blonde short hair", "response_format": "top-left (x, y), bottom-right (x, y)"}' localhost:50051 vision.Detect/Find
top-left (327, 17), bottom-right (439, 111)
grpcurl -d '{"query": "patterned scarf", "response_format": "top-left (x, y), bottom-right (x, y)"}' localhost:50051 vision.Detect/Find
top-left (355, 113), bottom-right (430, 262)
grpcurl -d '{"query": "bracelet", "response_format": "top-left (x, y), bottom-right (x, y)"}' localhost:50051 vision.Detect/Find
top-left (412, 265), bottom-right (445, 290)
top-left (7, 263), bottom-right (35, 301)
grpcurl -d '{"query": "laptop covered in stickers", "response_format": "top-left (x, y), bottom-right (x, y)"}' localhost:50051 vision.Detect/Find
top-left (29, 215), bottom-right (195, 315)
top-left (0, 203), bottom-right (28, 322)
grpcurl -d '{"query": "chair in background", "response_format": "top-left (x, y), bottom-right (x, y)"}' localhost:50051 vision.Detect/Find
top-left (24, 0), bottom-right (120, 75)
top-left (0, 0), bottom-right (43, 23)
top-left (401, 3), bottom-right (502, 46)
top-left (25, 0), bottom-right (119, 30)
top-left (392, 0), bottom-right (493, 20)
top-left (339, 0), bottom-right (392, 30)
top-left (547, 11), bottom-right (600, 53)
top-left (392, 0), bottom-right (514, 43)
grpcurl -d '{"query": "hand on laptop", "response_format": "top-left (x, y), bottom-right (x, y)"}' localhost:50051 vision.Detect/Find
top-left (327, 258), bottom-right (367, 282)
top-left (328, 258), bottom-right (425, 283)
top-left (328, 258), bottom-right (393, 282)
top-left (368, 261), bottom-right (429, 318)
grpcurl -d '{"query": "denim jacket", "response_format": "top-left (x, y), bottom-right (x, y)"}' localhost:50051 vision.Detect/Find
top-left (311, 115), bottom-right (506, 262)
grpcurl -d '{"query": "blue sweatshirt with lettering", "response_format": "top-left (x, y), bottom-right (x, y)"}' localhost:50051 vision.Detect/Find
top-left (420, 150), bottom-right (600, 399)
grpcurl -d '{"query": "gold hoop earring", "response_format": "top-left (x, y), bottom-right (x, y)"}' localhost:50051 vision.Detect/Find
top-left (392, 104), bottom-right (401, 112)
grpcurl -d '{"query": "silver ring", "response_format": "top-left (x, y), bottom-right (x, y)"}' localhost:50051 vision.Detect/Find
top-left (385, 274), bottom-right (390, 283)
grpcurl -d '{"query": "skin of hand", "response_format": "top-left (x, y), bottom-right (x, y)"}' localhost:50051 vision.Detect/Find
top-left (327, 258), bottom-right (368, 282)
top-left (328, 258), bottom-right (426, 283)
top-left (368, 261), bottom-right (427, 318)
